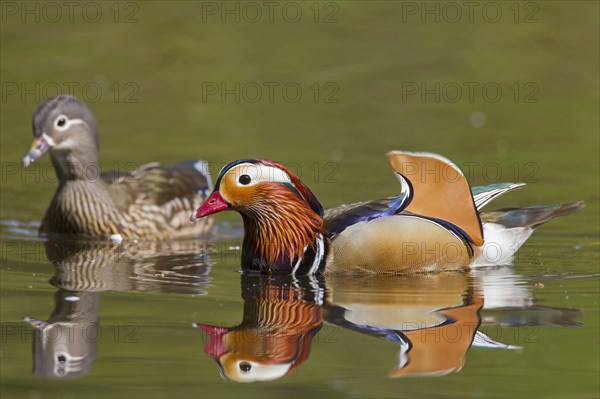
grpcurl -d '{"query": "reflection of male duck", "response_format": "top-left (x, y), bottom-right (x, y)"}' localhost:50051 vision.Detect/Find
top-left (193, 273), bottom-right (484, 382)
top-left (326, 269), bottom-right (581, 377)
top-left (194, 271), bottom-right (581, 382)
top-left (325, 273), bottom-right (487, 378)
top-left (473, 267), bottom-right (582, 328)
top-left (194, 275), bottom-right (324, 382)
top-left (24, 238), bottom-right (213, 378)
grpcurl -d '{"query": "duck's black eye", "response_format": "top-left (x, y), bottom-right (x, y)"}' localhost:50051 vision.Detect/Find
top-left (57, 118), bottom-right (66, 127)
top-left (238, 174), bottom-right (251, 185)
top-left (239, 362), bottom-right (252, 373)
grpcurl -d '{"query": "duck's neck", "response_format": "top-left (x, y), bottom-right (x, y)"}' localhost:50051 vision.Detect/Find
top-left (50, 145), bottom-right (100, 181)
top-left (240, 202), bottom-right (327, 274)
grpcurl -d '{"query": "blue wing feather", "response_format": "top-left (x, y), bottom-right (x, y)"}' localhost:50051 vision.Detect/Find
top-left (324, 194), bottom-right (409, 235)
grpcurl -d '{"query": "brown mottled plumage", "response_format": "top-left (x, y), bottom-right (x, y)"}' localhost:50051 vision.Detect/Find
top-left (45, 238), bottom-right (213, 294)
top-left (23, 238), bottom-right (213, 378)
top-left (23, 95), bottom-right (213, 240)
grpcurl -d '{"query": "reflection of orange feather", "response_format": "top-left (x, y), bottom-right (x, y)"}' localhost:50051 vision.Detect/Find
top-left (390, 291), bottom-right (483, 378)
top-left (220, 283), bottom-right (323, 376)
top-left (327, 274), bottom-right (482, 378)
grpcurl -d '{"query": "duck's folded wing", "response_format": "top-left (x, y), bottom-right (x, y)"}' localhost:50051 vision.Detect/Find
top-left (325, 151), bottom-right (484, 244)
top-left (324, 195), bottom-right (408, 235)
top-left (107, 160), bottom-right (211, 211)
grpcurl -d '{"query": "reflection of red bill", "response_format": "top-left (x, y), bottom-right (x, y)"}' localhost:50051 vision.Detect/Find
top-left (23, 135), bottom-right (52, 167)
top-left (193, 323), bottom-right (229, 359)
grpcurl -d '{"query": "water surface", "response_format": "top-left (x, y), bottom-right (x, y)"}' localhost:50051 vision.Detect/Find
top-left (1, 2), bottom-right (598, 398)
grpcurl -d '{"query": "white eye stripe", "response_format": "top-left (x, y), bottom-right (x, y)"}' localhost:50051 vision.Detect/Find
top-left (232, 163), bottom-right (292, 186)
top-left (54, 115), bottom-right (85, 131)
top-left (230, 360), bottom-right (293, 382)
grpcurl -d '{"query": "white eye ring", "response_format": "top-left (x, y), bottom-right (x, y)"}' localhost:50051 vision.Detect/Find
top-left (54, 114), bottom-right (70, 131)
top-left (232, 163), bottom-right (292, 187)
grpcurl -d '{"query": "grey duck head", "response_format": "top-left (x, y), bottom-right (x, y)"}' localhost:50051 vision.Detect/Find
top-left (23, 95), bottom-right (99, 179)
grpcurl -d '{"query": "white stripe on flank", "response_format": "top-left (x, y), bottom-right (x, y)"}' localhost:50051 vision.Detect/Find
top-left (291, 247), bottom-right (305, 275)
top-left (308, 234), bottom-right (324, 275)
top-left (394, 173), bottom-right (412, 201)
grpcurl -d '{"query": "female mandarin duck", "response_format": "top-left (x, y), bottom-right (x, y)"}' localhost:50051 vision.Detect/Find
top-left (191, 152), bottom-right (583, 274)
top-left (23, 95), bottom-right (213, 240)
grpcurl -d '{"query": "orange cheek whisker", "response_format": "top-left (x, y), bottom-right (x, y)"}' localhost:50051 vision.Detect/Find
top-left (242, 188), bottom-right (324, 267)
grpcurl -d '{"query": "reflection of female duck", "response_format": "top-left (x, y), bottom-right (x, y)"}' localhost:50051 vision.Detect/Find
top-left (194, 275), bottom-right (324, 382)
top-left (24, 238), bottom-right (214, 378)
top-left (45, 238), bottom-right (212, 294)
top-left (25, 290), bottom-right (99, 378)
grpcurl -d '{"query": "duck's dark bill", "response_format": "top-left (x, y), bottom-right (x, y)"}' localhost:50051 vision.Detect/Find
top-left (191, 191), bottom-right (231, 221)
top-left (22, 136), bottom-right (51, 168)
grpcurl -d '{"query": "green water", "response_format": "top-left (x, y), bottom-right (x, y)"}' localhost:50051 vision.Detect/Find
top-left (1, 1), bottom-right (598, 398)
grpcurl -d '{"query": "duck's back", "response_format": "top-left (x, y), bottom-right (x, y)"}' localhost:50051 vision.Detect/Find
top-left (41, 161), bottom-right (213, 240)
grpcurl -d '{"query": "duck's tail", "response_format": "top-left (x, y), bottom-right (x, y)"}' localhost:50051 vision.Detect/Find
top-left (472, 201), bottom-right (585, 266)
top-left (481, 201), bottom-right (585, 229)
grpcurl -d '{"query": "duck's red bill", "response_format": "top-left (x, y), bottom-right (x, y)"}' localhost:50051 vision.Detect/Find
top-left (191, 191), bottom-right (230, 221)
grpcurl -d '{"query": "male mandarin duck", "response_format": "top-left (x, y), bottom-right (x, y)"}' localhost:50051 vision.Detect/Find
top-left (23, 95), bottom-right (213, 240)
top-left (191, 151), bottom-right (583, 275)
